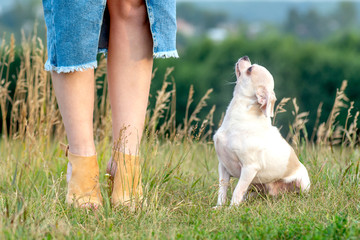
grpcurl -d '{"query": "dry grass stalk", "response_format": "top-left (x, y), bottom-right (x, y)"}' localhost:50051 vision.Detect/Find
top-left (198, 105), bottom-right (216, 141)
top-left (342, 110), bottom-right (359, 149)
top-left (183, 85), bottom-right (194, 135)
top-left (0, 31), bottom-right (216, 145)
top-left (165, 77), bottom-right (177, 140)
top-left (94, 55), bottom-right (107, 80)
top-left (148, 67), bottom-right (174, 136)
top-left (350, 111), bottom-right (359, 148)
top-left (0, 30), bottom-right (63, 148)
top-left (331, 126), bottom-right (343, 145)
top-left (157, 76), bottom-right (177, 139)
top-left (0, 79), bottom-right (12, 139)
top-left (1, 32), bottom-right (358, 149)
top-left (272, 97), bottom-right (291, 125)
top-left (0, 34), bottom-right (15, 140)
top-left (184, 88), bottom-right (213, 138)
top-left (93, 55), bottom-right (111, 141)
top-left (22, 30), bottom-right (61, 144)
top-left (286, 98), bottom-right (309, 148)
top-left (310, 102), bottom-right (323, 143)
top-left (316, 123), bottom-right (326, 145)
top-left (145, 67), bottom-right (214, 141)
top-left (341, 101), bottom-right (354, 145)
top-left (321, 80), bottom-right (349, 145)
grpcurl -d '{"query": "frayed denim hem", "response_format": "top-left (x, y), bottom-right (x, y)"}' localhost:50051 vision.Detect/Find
top-left (154, 50), bottom-right (179, 59)
top-left (44, 60), bottom-right (98, 73)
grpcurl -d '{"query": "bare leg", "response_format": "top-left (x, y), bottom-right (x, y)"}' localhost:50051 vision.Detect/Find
top-left (51, 70), bottom-right (96, 156)
top-left (52, 70), bottom-right (102, 208)
top-left (107, 0), bottom-right (153, 155)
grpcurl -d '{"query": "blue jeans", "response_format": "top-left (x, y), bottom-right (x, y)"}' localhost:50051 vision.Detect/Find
top-left (42, 0), bottom-right (178, 73)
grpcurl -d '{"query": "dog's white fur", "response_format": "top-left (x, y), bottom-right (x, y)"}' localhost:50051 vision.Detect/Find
top-left (213, 56), bottom-right (310, 206)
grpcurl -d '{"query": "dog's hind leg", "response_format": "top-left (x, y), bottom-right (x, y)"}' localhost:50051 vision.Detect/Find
top-left (230, 166), bottom-right (258, 206)
top-left (282, 164), bottom-right (311, 193)
top-left (216, 163), bottom-right (230, 206)
top-left (297, 165), bottom-right (311, 192)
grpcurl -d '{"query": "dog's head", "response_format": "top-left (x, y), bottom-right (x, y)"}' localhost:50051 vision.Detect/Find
top-left (235, 56), bottom-right (276, 118)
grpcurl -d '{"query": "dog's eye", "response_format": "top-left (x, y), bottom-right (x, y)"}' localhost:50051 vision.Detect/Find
top-left (247, 66), bottom-right (253, 75)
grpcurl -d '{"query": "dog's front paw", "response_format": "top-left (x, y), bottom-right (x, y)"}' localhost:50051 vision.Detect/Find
top-left (230, 196), bottom-right (244, 206)
top-left (212, 205), bottom-right (224, 210)
top-left (230, 202), bottom-right (242, 207)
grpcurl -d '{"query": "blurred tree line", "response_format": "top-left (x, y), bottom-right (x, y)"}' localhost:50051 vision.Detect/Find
top-left (148, 1), bottom-right (360, 137)
top-left (0, 0), bottom-right (45, 41)
top-left (177, 3), bottom-right (228, 32)
top-left (151, 32), bottom-right (360, 137)
top-left (284, 2), bottom-right (358, 40)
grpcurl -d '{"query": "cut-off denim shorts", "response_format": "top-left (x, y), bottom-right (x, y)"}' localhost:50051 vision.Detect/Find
top-left (42, 0), bottom-right (178, 73)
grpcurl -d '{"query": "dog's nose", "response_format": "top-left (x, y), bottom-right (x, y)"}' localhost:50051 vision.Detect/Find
top-left (241, 56), bottom-right (250, 62)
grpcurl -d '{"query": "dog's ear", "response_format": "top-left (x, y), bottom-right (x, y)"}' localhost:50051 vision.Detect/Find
top-left (256, 86), bottom-right (276, 118)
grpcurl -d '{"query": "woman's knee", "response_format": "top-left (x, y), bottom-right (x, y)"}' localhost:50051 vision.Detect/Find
top-left (107, 0), bottom-right (148, 24)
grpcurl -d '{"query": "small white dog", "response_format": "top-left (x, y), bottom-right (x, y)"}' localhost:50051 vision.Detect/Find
top-left (213, 56), bottom-right (310, 206)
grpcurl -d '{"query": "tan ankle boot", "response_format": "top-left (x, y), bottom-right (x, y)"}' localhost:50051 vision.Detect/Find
top-left (107, 150), bottom-right (143, 208)
top-left (62, 145), bottom-right (103, 207)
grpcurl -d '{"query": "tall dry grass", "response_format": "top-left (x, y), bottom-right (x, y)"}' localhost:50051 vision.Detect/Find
top-left (0, 32), bottom-right (359, 149)
top-left (0, 32), bottom-right (216, 148)
top-left (1, 30), bottom-right (63, 155)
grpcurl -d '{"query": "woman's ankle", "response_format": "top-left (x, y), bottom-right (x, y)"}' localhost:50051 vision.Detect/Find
top-left (68, 144), bottom-right (96, 156)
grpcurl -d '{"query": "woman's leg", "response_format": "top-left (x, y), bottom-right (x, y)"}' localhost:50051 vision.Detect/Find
top-left (51, 70), bottom-right (96, 156)
top-left (106, 0), bottom-right (153, 207)
top-left (107, 0), bottom-right (153, 155)
top-left (52, 70), bottom-right (102, 207)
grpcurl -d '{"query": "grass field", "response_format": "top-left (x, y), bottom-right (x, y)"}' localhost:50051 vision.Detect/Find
top-left (0, 33), bottom-right (359, 239)
top-left (0, 140), bottom-right (359, 239)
